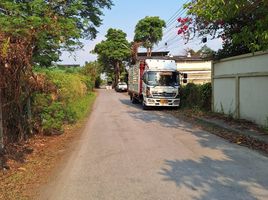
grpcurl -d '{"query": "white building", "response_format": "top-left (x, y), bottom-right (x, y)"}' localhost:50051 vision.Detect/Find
top-left (174, 56), bottom-right (212, 85)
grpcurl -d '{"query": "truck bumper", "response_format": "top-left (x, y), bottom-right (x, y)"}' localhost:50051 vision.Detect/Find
top-left (144, 97), bottom-right (180, 107)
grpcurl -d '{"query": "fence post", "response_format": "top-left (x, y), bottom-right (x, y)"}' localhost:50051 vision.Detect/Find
top-left (211, 61), bottom-right (215, 112)
top-left (235, 75), bottom-right (240, 119)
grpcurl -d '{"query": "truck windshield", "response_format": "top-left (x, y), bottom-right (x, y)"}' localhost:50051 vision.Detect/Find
top-left (147, 71), bottom-right (178, 87)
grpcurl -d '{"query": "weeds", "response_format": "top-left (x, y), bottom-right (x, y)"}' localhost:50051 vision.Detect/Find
top-left (32, 68), bottom-right (96, 134)
top-left (180, 82), bottom-right (212, 111)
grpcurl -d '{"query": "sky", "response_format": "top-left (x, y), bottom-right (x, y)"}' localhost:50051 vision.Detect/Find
top-left (59, 0), bottom-right (222, 66)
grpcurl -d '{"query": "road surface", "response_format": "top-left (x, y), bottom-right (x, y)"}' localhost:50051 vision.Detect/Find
top-left (40, 89), bottom-right (268, 200)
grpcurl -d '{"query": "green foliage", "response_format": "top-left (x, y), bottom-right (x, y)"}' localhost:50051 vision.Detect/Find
top-left (183, 0), bottom-right (268, 58)
top-left (94, 76), bottom-right (102, 88)
top-left (44, 70), bottom-right (88, 102)
top-left (41, 102), bottom-right (65, 133)
top-left (180, 83), bottom-right (200, 108)
top-left (67, 93), bottom-right (96, 120)
top-left (94, 29), bottom-right (131, 62)
top-left (32, 69), bottom-right (96, 134)
top-left (199, 45), bottom-right (215, 59)
top-left (134, 16), bottom-right (166, 53)
top-left (199, 83), bottom-right (212, 110)
top-left (94, 28), bottom-right (131, 85)
top-left (0, 0), bottom-right (113, 65)
top-left (81, 61), bottom-right (103, 88)
top-left (180, 83), bottom-right (212, 111)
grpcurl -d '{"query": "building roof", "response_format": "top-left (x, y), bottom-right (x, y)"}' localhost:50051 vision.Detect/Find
top-left (135, 51), bottom-right (211, 63)
top-left (137, 51), bottom-right (170, 57)
top-left (172, 56), bottom-right (206, 62)
top-left (136, 56), bottom-right (176, 61)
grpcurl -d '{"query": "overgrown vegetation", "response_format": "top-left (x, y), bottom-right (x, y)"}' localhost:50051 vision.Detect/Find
top-left (32, 68), bottom-right (96, 135)
top-left (180, 83), bottom-right (212, 111)
top-left (93, 28), bottom-right (131, 86)
top-left (0, 0), bottom-right (112, 152)
top-left (177, 0), bottom-right (268, 59)
top-left (134, 16), bottom-right (166, 56)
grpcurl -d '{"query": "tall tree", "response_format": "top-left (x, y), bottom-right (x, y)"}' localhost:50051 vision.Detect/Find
top-left (0, 0), bottom-right (113, 66)
top-left (134, 16), bottom-right (166, 56)
top-left (81, 61), bottom-right (103, 88)
top-left (177, 0), bottom-right (268, 58)
top-left (0, 0), bottom-right (113, 147)
top-left (198, 45), bottom-right (215, 59)
top-left (183, 48), bottom-right (200, 57)
top-left (94, 28), bottom-right (131, 86)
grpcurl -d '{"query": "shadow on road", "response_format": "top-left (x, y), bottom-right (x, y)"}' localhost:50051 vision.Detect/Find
top-left (120, 96), bottom-right (268, 200)
top-left (159, 154), bottom-right (268, 200)
top-left (119, 99), bottom-right (182, 129)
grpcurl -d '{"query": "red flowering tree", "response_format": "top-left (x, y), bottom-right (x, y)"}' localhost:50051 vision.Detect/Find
top-left (177, 0), bottom-right (268, 58)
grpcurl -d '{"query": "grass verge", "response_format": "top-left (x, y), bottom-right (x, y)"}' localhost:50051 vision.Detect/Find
top-left (0, 92), bottom-right (96, 200)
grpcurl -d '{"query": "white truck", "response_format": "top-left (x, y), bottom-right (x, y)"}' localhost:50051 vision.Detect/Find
top-left (128, 58), bottom-right (180, 109)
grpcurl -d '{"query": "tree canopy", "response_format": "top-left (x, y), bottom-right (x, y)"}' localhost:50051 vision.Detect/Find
top-left (0, 0), bottom-right (113, 66)
top-left (94, 28), bottom-right (131, 85)
top-left (134, 16), bottom-right (166, 56)
top-left (0, 0), bottom-right (113, 149)
top-left (177, 0), bottom-right (268, 58)
top-left (183, 45), bottom-right (214, 59)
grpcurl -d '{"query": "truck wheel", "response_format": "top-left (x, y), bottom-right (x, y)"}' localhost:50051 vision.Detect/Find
top-left (175, 106), bottom-right (180, 110)
top-left (131, 96), bottom-right (137, 104)
top-left (142, 101), bottom-right (149, 110)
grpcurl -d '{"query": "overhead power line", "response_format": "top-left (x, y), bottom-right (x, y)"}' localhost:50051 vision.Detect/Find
top-left (154, 0), bottom-right (190, 52)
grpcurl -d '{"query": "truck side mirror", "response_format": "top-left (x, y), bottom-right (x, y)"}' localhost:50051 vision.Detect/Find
top-left (182, 73), bottom-right (188, 84)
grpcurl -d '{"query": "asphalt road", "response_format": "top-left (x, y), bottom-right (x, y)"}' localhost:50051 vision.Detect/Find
top-left (40, 89), bottom-right (268, 200)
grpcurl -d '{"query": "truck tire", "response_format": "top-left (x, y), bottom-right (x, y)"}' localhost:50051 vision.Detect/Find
top-left (142, 101), bottom-right (149, 110)
top-left (174, 106), bottom-right (180, 110)
top-left (131, 96), bottom-right (138, 104)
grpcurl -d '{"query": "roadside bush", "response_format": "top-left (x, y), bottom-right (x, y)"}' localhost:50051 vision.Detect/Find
top-left (32, 69), bottom-right (96, 134)
top-left (41, 102), bottom-right (65, 134)
top-left (180, 83), bottom-right (200, 108)
top-left (95, 76), bottom-right (102, 88)
top-left (180, 82), bottom-right (212, 111)
top-left (200, 83), bottom-right (212, 111)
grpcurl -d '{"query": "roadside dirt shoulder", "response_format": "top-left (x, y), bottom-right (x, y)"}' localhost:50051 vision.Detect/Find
top-left (167, 109), bottom-right (268, 156)
top-left (0, 115), bottom-right (91, 200)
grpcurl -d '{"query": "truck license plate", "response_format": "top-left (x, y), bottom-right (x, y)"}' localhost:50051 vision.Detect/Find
top-left (160, 99), bottom-right (168, 104)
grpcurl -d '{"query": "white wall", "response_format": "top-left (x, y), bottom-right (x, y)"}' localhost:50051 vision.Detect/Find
top-left (214, 78), bottom-right (236, 115)
top-left (176, 60), bottom-right (212, 84)
top-left (240, 77), bottom-right (268, 125)
top-left (176, 61), bottom-right (212, 70)
top-left (213, 51), bottom-right (268, 126)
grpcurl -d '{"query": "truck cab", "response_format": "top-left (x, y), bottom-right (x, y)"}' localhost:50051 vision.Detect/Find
top-left (128, 58), bottom-right (180, 109)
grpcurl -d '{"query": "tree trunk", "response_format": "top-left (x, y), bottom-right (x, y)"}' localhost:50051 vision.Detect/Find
top-left (26, 96), bottom-right (32, 135)
top-left (146, 48), bottom-right (150, 57)
top-left (149, 47), bottom-right (152, 57)
top-left (114, 61), bottom-right (120, 87)
top-left (0, 88), bottom-right (4, 150)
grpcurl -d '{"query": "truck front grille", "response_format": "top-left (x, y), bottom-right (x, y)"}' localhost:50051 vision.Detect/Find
top-left (152, 92), bottom-right (176, 98)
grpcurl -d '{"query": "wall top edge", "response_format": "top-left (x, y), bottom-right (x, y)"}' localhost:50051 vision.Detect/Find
top-left (213, 50), bottom-right (268, 64)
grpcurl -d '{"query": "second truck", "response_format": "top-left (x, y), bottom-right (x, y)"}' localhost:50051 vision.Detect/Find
top-left (128, 58), bottom-right (180, 109)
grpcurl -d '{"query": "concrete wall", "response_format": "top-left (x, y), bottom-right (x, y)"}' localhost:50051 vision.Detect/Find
top-left (176, 61), bottom-right (212, 84)
top-left (212, 51), bottom-right (268, 126)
